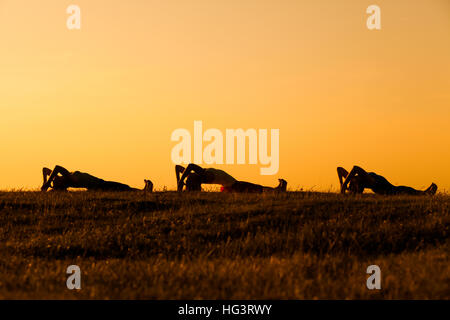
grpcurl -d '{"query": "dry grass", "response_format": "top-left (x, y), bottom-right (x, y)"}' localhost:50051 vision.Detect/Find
top-left (0, 191), bottom-right (448, 299)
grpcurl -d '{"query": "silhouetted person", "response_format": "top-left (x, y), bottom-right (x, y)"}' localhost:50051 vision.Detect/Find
top-left (41, 165), bottom-right (153, 192)
top-left (338, 166), bottom-right (437, 195)
top-left (176, 164), bottom-right (287, 193)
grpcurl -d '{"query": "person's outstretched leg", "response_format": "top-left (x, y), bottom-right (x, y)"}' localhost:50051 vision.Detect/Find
top-left (229, 179), bottom-right (287, 193)
top-left (90, 180), bottom-right (134, 191)
top-left (393, 186), bottom-right (423, 195)
top-left (231, 181), bottom-right (264, 193)
top-left (393, 183), bottom-right (437, 195)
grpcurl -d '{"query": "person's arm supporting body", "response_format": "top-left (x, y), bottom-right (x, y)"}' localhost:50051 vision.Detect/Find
top-left (337, 167), bottom-right (349, 189)
top-left (175, 165), bottom-right (185, 187)
top-left (42, 167), bottom-right (52, 185)
top-left (41, 165), bottom-right (71, 191)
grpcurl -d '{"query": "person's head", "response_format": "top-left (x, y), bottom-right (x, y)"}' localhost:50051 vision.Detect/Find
top-left (51, 175), bottom-right (69, 191)
top-left (185, 173), bottom-right (202, 191)
top-left (144, 179), bottom-right (154, 192)
top-left (348, 176), bottom-right (364, 194)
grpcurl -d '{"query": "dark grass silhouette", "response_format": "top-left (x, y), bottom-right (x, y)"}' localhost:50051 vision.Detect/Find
top-left (0, 191), bottom-right (448, 299)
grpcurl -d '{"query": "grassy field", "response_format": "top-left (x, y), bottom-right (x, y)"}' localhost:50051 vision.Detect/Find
top-left (0, 191), bottom-right (448, 299)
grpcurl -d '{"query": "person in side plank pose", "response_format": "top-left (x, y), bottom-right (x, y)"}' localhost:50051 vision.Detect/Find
top-left (175, 163), bottom-right (287, 193)
top-left (337, 165), bottom-right (437, 195)
top-left (41, 165), bottom-right (153, 192)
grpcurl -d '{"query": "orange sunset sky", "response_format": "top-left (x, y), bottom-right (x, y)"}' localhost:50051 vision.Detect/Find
top-left (0, 0), bottom-right (449, 191)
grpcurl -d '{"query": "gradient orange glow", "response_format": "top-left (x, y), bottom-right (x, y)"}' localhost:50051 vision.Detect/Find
top-left (0, 0), bottom-right (449, 191)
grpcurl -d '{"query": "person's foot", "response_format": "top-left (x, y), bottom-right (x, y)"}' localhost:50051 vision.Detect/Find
top-left (276, 179), bottom-right (287, 192)
top-left (144, 179), bottom-right (153, 192)
top-left (425, 183), bottom-right (438, 195)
